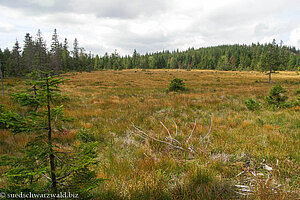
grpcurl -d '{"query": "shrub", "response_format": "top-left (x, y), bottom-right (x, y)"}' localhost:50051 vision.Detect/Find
top-left (265, 84), bottom-right (288, 108)
top-left (168, 78), bottom-right (186, 92)
top-left (245, 98), bottom-right (261, 111)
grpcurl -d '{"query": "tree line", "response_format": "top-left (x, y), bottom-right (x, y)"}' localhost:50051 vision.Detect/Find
top-left (0, 29), bottom-right (300, 77)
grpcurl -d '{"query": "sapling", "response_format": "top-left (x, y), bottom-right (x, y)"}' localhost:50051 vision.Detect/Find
top-left (0, 71), bottom-right (103, 197)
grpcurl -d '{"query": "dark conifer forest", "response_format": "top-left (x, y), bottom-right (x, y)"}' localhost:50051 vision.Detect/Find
top-left (1, 29), bottom-right (300, 77)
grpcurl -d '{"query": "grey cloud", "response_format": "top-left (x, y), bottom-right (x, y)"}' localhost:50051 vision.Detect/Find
top-left (0, 0), bottom-right (171, 19)
top-left (106, 26), bottom-right (174, 54)
top-left (0, 24), bottom-right (16, 33)
top-left (0, 0), bottom-right (72, 15)
top-left (0, 0), bottom-right (300, 54)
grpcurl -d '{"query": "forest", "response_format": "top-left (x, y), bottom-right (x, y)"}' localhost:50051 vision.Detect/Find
top-left (1, 29), bottom-right (300, 77)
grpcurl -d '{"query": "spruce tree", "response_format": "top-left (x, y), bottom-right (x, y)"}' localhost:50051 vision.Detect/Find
top-left (11, 40), bottom-right (22, 76)
top-left (34, 30), bottom-right (47, 72)
top-left (22, 33), bottom-right (35, 74)
top-left (0, 71), bottom-right (103, 197)
top-left (50, 29), bottom-right (63, 74)
top-left (62, 38), bottom-right (70, 71)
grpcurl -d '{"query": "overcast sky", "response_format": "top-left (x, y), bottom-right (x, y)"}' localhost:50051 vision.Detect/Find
top-left (0, 0), bottom-right (300, 56)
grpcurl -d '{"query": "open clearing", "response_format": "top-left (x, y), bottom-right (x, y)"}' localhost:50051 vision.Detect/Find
top-left (1, 69), bottom-right (299, 199)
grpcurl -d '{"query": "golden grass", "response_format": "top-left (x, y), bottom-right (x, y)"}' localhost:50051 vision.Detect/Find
top-left (1, 69), bottom-right (299, 199)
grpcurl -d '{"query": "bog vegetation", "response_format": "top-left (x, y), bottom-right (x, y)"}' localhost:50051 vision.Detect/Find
top-left (0, 69), bottom-right (299, 199)
top-left (0, 29), bottom-right (299, 199)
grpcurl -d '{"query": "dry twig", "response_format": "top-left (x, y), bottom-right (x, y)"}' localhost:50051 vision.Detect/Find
top-left (199, 115), bottom-right (213, 144)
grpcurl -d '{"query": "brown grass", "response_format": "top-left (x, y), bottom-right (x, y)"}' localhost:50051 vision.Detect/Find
top-left (1, 69), bottom-right (299, 199)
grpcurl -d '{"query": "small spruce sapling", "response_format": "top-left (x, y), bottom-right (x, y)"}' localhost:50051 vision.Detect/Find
top-left (265, 84), bottom-right (288, 108)
top-left (168, 78), bottom-right (186, 92)
top-left (0, 71), bottom-right (103, 197)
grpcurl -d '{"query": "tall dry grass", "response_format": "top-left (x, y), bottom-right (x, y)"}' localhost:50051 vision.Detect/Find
top-left (1, 69), bottom-right (299, 199)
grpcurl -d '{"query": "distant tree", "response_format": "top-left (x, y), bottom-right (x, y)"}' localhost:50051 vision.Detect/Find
top-left (94, 55), bottom-right (100, 70)
top-left (217, 55), bottom-right (231, 71)
top-left (22, 33), bottom-right (35, 74)
top-left (169, 57), bottom-right (178, 69)
top-left (50, 29), bottom-right (63, 74)
top-left (124, 56), bottom-right (133, 69)
top-left (229, 56), bottom-right (236, 70)
top-left (62, 38), bottom-right (70, 71)
top-left (260, 39), bottom-right (278, 83)
top-left (238, 54), bottom-right (251, 71)
top-left (71, 38), bottom-right (80, 71)
top-left (287, 55), bottom-right (296, 70)
top-left (149, 56), bottom-right (156, 69)
top-left (10, 40), bottom-right (22, 76)
top-left (34, 30), bottom-right (47, 72)
top-left (132, 49), bottom-right (140, 68)
top-left (72, 38), bottom-right (79, 59)
top-left (1, 48), bottom-right (11, 77)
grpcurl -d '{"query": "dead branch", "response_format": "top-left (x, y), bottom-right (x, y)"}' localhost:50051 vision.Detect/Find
top-left (166, 137), bottom-right (181, 145)
top-left (160, 121), bottom-right (172, 138)
top-left (132, 116), bottom-right (213, 155)
top-left (132, 123), bottom-right (191, 152)
top-left (186, 119), bottom-right (196, 144)
top-left (199, 115), bottom-right (213, 144)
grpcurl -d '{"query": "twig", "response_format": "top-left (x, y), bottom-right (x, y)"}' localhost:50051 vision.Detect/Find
top-left (35, 157), bottom-right (51, 181)
top-left (57, 171), bottom-right (73, 181)
top-left (131, 129), bottom-right (147, 140)
top-left (54, 154), bottom-right (64, 163)
top-left (166, 137), bottom-right (181, 145)
top-left (186, 119), bottom-right (196, 144)
top-left (41, 173), bottom-right (51, 180)
top-left (199, 116), bottom-right (213, 144)
top-left (160, 121), bottom-right (172, 138)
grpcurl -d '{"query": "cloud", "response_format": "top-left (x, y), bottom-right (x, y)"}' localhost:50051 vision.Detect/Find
top-left (0, 22), bottom-right (16, 33)
top-left (287, 28), bottom-right (300, 48)
top-left (0, 0), bottom-right (299, 55)
top-left (0, 0), bottom-right (170, 19)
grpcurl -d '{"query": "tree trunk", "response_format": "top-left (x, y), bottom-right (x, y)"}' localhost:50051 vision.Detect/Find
top-left (269, 67), bottom-right (272, 83)
top-left (46, 77), bottom-right (57, 196)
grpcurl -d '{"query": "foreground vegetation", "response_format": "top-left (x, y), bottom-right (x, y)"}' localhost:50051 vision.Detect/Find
top-left (0, 69), bottom-right (299, 199)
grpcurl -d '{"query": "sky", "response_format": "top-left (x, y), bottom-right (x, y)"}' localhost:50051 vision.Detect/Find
top-left (0, 0), bottom-right (300, 56)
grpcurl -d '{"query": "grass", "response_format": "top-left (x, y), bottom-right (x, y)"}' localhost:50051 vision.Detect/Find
top-left (0, 69), bottom-right (299, 199)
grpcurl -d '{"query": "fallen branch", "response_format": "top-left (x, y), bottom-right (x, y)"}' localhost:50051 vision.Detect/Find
top-left (186, 119), bottom-right (196, 144)
top-left (160, 121), bottom-right (172, 138)
top-left (132, 116), bottom-right (213, 155)
top-left (132, 123), bottom-right (191, 152)
top-left (199, 115), bottom-right (213, 144)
